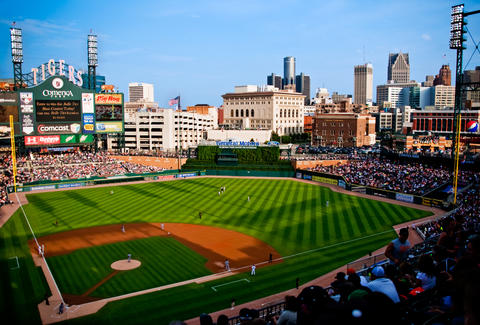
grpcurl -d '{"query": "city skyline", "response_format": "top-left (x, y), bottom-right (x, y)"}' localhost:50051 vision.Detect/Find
top-left (1, 0), bottom-right (480, 107)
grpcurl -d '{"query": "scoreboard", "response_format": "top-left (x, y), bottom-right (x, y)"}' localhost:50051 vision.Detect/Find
top-left (16, 76), bottom-right (124, 143)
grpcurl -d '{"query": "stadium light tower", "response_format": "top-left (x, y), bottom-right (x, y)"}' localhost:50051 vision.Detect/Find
top-left (87, 33), bottom-right (98, 91)
top-left (450, 4), bottom-right (480, 204)
top-left (10, 25), bottom-right (23, 90)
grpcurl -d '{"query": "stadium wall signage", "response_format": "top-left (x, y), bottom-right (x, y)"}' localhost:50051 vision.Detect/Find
top-left (216, 141), bottom-right (260, 148)
top-left (25, 135), bottom-right (61, 146)
top-left (30, 59), bottom-right (84, 87)
top-left (395, 193), bottom-right (414, 203)
top-left (37, 123), bottom-right (81, 134)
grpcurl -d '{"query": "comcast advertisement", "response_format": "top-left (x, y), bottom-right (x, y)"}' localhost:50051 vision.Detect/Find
top-left (17, 75), bottom-right (124, 146)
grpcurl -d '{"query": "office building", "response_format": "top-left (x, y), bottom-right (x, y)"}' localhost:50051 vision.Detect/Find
top-left (295, 73), bottom-right (311, 105)
top-left (283, 56), bottom-right (296, 86)
top-left (433, 65), bottom-right (451, 86)
top-left (267, 73), bottom-right (283, 90)
top-left (463, 66), bottom-right (480, 108)
top-left (222, 85), bottom-right (305, 135)
top-left (120, 108), bottom-right (216, 152)
top-left (354, 63), bottom-right (373, 105)
top-left (431, 85), bottom-right (455, 109)
top-left (388, 52), bottom-right (410, 83)
top-left (422, 75), bottom-right (435, 87)
top-left (128, 82), bottom-right (154, 102)
top-left (312, 112), bottom-right (376, 147)
top-left (412, 110), bottom-right (480, 135)
top-left (376, 82), bottom-right (420, 108)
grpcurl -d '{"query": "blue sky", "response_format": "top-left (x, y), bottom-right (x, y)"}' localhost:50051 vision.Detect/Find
top-left (1, 0), bottom-right (480, 107)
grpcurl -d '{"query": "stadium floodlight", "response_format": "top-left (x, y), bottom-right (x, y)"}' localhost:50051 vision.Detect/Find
top-left (88, 34), bottom-right (98, 66)
top-left (450, 4), bottom-right (465, 49)
top-left (10, 27), bottom-right (23, 63)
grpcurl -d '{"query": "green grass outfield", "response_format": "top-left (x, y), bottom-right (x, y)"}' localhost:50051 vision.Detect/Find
top-left (0, 177), bottom-right (433, 324)
top-left (47, 237), bottom-right (211, 297)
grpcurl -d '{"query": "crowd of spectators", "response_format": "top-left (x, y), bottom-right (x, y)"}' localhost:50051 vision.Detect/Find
top-left (0, 151), bottom-right (166, 185)
top-left (197, 214), bottom-right (480, 324)
top-left (311, 158), bottom-right (456, 195)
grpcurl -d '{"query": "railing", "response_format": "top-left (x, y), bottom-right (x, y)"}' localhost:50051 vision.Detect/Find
top-left (228, 301), bottom-right (286, 325)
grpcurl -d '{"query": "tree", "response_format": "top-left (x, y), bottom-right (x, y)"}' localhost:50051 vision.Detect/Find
top-left (271, 132), bottom-right (280, 142)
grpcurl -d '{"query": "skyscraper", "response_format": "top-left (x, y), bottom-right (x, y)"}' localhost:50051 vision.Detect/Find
top-left (283, 56), bottom-right (296, 87)
top-left (354, 63), bottom-right (373, 105)
top-left (433, 65), bottom-right (451, 86)
top-left (267, 73), bottom-right (283, 89)
top-left (128, 82), bottom-right (154, 102)
top-left (388, 52), bottom-right (410, 83)
top-left (296, 73), bottom-right (311, 105)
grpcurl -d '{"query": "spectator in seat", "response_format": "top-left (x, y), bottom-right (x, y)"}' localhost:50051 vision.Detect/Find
top-left (415, 254), bottom-right (437, 291)
top-left (385, 228), bottom-right (411, 266)
top-left (366, 266), bottom-right (400, 303)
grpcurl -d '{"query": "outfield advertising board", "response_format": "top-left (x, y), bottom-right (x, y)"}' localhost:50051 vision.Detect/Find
top-left (312, 175), bottom-right (338, 185)
top-left (95, 121), bottom-right (123, 133)
top-left (395, 193), bottom-right (414, 203)
top-left (82, 113), bottom-right (94, 134)
top-left (25, 135), bottom-right (60, 146)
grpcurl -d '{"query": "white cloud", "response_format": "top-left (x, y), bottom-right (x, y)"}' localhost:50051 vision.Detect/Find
top-left (421, 33), bottom-right (431, 41)
top-left (0, 18), bottom-right (79, 35)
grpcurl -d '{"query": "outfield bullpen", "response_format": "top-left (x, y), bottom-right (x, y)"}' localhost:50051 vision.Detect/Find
top-left (0, 177), bottom-right (436, 324)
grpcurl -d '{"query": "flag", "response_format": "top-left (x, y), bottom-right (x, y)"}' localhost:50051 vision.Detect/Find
top-left (168, 96), bottom-right (180, 106)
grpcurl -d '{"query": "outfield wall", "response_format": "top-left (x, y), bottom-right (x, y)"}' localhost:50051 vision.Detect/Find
top-left (7, 170), bottom-right (199, 192)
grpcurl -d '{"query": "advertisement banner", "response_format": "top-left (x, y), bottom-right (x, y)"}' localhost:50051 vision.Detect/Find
top-left (30, 185), bottom-right (56, 191)
top-left (154, 175), bottom-right (175, 180)
top-left (421, 197), bottom-right (444, 208)
top-left (303, 174), bottom-right (312, 180)
top-left (312, 175), bottom-right (337, 185)
top-left (82, 113), bottom-right (95, 134)
top-left (95, 94), bottom-right (122, 105)
top-left (78, 134), bottom-right (94, 143)
top-left (37, 123), bottom-right (81, 135)
top-left (338, 180), bottom-right (346, 189)
top-left (176, 173), bottom-right (196, 178)
top-left (25, 135), bottom-right (60, 146)
top-left (81, 93), bottom-right (94, 113)
top-left (395, 193), bottom-right (414, 203)
top-left (0, 93), bottom-right (19, 122)
top-left (60, 134), bottom-right (77, 144)
top-left (95, 121), bottom-right (123, 133)
top-left (58, 183), bottom-right (84, 189)
top-left (22, 114), bottom-right (34, 135)
top-left (296, 172), bottom-right (302, 179)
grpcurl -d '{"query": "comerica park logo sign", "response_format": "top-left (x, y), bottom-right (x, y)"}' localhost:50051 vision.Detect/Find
top-left (42, 89), bottom-right (74, 98)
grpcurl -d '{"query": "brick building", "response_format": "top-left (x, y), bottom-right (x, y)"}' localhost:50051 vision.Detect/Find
top-left (312, 112), bottom-right (376, 147)
top-left (411, 110), bottom-right (480, 135)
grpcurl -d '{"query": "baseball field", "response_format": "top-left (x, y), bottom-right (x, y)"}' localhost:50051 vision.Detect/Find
top-left (0, 177), bottom-right (433, 324)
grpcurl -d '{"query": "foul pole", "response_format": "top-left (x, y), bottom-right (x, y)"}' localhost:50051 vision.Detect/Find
top-left (9, 115), bottom-right (17, 192)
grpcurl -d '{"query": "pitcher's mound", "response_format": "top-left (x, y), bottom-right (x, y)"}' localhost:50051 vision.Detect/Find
top-left (111, 259), bottom-right (141, 270)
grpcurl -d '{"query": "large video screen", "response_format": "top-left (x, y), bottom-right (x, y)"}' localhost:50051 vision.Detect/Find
top-left (0, 93), bottom-right (19, 123)
top-left (95, 104), bottom-right (123, 121)
top-left (36, 100), bottom-right (81, 122)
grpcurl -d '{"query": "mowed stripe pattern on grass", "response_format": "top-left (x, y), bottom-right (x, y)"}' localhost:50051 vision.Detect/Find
top-left (24, 178), bottom-right (430, 257)
top-left (46, 237), bottom-right (211, 297)
top-left (2, 178), bottom-right (433, 324)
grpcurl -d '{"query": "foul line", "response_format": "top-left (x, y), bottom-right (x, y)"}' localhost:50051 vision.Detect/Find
top-left (14, 192), bottom-right (65, 305)
top-left (211, 278), bottom-right (250, 292)
top-left (8, 256), bottom-right (19, 270)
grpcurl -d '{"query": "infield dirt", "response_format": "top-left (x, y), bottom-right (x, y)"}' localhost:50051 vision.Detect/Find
top-left (29, 222), bottom-right (281, 273)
